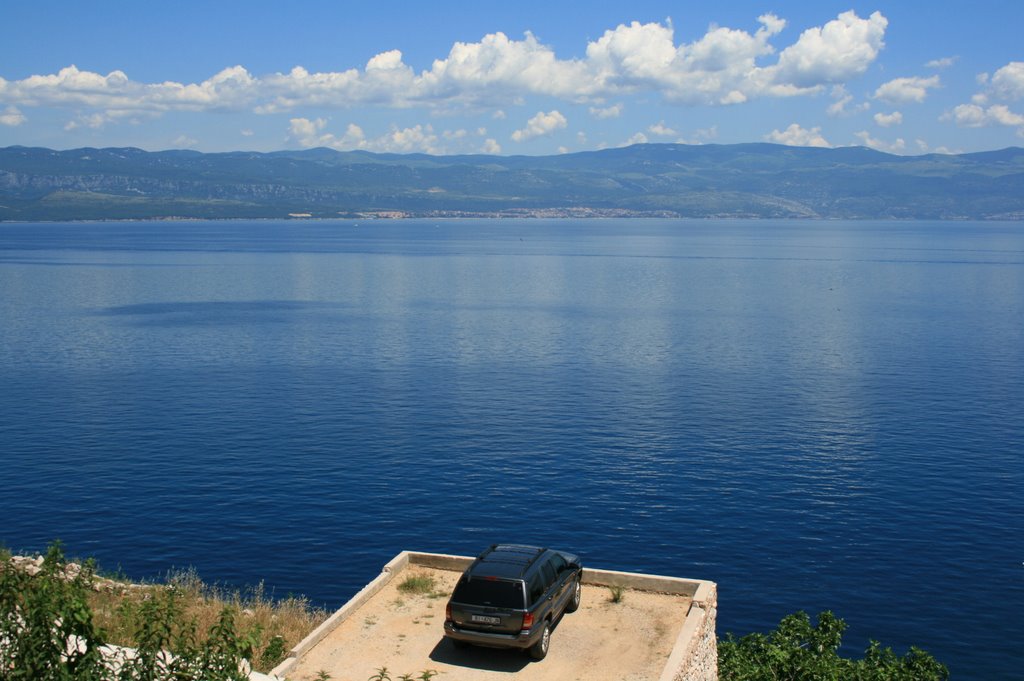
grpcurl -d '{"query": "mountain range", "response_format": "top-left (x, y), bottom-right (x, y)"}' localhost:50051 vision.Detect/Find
top-left (2, 143), bottom-right (1023, 221)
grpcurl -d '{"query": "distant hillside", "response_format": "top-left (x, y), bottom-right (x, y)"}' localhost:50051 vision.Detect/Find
top-left (2, 143), bottom-right (1024, 221)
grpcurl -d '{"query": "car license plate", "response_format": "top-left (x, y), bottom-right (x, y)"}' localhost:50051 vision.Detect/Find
top-left (471, 614), bottom-right (500, 625)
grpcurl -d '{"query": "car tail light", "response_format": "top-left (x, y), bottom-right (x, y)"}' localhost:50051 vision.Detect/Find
top-left (445, 603), bottom-right (452, 621)
top-left (521, 612), bottom-right (534, 631)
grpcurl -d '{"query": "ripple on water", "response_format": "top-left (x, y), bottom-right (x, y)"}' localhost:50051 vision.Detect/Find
top-left (1, 220), bottom-right (1021, 680)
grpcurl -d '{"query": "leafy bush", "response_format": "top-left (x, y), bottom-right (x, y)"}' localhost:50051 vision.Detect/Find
top-left (718, 610), bottom-right (948, 681)
top-left (0, 542), bottom-right (317, 680)
top-left (0, 541), bottom-right (107, 680)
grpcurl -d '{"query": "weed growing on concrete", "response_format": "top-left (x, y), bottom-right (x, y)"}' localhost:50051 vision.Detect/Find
top-left (315, 670), bottom-right (332, 681)
top-left (398, 671), bottom-right (439, 681)
top-left (608, 585), bottom-right (625, 603)
top-left (371, 668), bottom-right (439, 681)
top-left (397, 574), bottom-right (437, 595)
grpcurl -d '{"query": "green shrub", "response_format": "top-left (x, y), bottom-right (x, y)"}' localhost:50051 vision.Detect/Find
top-left (260, 635), bottom-right (286, 667)
top-left (0, 541), bottom-right (273, 681)
top-left (718, 610), bottom-right (948, 681)
top-left (0, 541), bottom-right (108, 680)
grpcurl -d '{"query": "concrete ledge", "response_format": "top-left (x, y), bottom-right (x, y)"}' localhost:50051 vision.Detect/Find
top-left (271, 551), bottom-right (717, 681)
top-left (407, 551), bottom-right (473, 572)
top-left (660, 603), bottom-right (706, 681)
top-left (406, 551), bottom-right (714, 600)
top-left (581, 566), bottom-right (709, 599)
top-left (691, 580), bottom-right (715, 606)
top-left (270, 551), bottom-right (413, 678)
top-left (575, 565), bottom-right (716, 681)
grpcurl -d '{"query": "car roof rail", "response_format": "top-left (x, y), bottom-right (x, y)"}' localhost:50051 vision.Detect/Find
top-left (479, 545), bottom-right (546, 576)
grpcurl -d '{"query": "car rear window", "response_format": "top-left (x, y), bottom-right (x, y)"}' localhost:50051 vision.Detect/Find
top-left (451, 577), bottom-right (525, 609)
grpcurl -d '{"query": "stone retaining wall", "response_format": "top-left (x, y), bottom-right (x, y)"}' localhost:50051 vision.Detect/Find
top-left (669, 583), bottom-right (718, 681)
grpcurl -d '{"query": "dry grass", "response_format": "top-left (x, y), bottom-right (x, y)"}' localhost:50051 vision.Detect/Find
top-left (87, 567), bottom-right (328, 673)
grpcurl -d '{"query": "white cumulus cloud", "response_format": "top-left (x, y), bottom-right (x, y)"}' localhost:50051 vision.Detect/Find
top-left (765, 123), bottom-right (830, 147)
top-left (379, 124), bottom-right (441, 154)
top-left (511, 110), bottom-right (567, 142)
top-left (874, 111), bottom-right (903, 127)
top-left (589, 104), bottom-right (622, 119)
top-left (288, 118), bottom-right (454, 154)
top-left (288, 117), bottom-right (367, 150)
top-left (63, 109), bottom-right (142, 130)
top-left (648, 121), bottom-right (678, 137)
top-left (946, 104), bottom-right (987, 127)
top-left (0, 11), bottom-right (892, 122)
top-left (827, 84), bottom-right (870, 117)
top-left (622, 132), bottom-right (648, 146)
top-left (946, 103), bottom-right (1024, 129)
top-left (926, 56), bottom-right (958, 69)
top-left (481, 138), bottom-right (501, 154)
top-left (988, 105), bottom-right (1024, 127)
top-left (989, 61), bottom-right (1024, 101)
top-left (1, 64), bottom-right (257, 112)
top-left (0, 105), bottom-right (26, 126)
top-left (768, 11), bottom-right (887, 90)
top-left (874, 75), bottom-right (940, 104)
top-left (855, 130), bottom-right (906, 153)
top-left (944, 61), bottom-right (1024, 138)
top-left (688, 125), bottom-right (718, 143)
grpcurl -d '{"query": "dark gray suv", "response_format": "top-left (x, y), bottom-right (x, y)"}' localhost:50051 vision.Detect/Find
top-left (443, 544), bottom-right (582, 660)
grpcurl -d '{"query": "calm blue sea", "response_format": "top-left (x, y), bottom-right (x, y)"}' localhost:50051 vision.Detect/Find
top-left (1, 219), bottom-right (1021, 678)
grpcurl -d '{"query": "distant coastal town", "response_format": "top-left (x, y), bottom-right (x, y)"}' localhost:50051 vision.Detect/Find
top-left (341, 208), bottom-right (682, 219)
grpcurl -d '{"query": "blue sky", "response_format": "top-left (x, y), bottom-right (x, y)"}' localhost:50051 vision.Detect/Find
top-left (1, 1), bottom-right (1022, 155)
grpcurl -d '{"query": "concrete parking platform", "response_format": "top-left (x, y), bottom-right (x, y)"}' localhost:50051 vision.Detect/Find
top-left (272, 552), bottom-right (717, 681)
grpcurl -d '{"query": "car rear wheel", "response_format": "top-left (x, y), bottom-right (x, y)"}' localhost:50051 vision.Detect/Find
top-left (529, 622), bottom-right (550, 660)
top-left (566, 578), bottom-right (581, 613)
